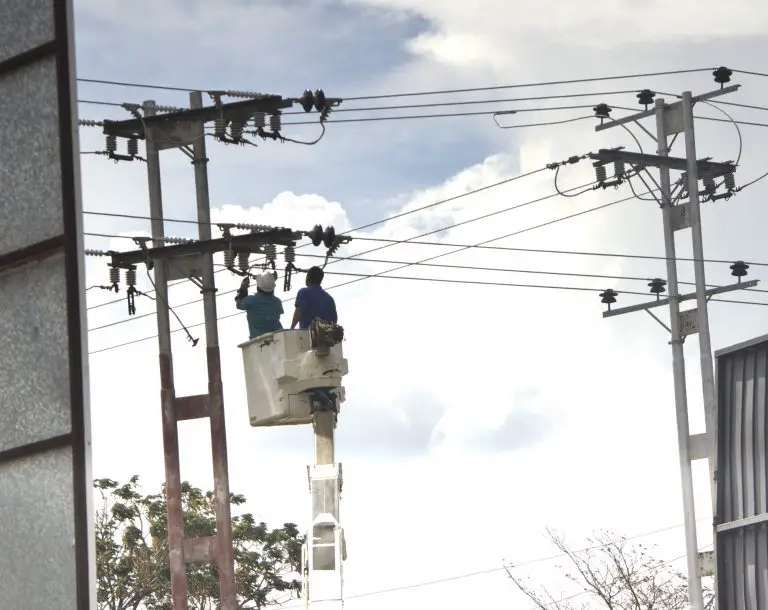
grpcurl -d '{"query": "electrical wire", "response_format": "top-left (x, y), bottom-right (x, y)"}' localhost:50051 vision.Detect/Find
top-left (265, 520), bottom-right (711, 609)
top-left (75, 67), bottom-right (717, 101)
top-left (82, 166), bottom-right (550, 311)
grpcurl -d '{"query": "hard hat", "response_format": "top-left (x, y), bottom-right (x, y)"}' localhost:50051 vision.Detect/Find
top-left (256, 272), bottom-right (276, 292)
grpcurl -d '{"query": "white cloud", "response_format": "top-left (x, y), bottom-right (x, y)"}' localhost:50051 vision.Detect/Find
top-left (69, 2), bottom-right (768, 608)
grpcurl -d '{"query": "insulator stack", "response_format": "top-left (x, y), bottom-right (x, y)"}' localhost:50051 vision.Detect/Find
top-left (595, 165), bottom-right (607, 183)
top-left (127, 138), bottom-right (138, 157)
top-left (730, 260), bottom-right (749, 282)
top-left (253, 112), bottom-right (266, 129)
top-left (224, 248), bottom-right (235, 268)
top-left (265, 243), bottom-right (277, 261)
top-left (648, 278), bottom-right (667, 300)
top-left (238, 252), bottom-right (249, 271)
top-left (637, 89), bottom-right (656, 109)
top-left (214, 116), bottom-right (227, 139)
top-left (269, 112), bottom-right (281, 132)
top-left (713, 66), bottom-right (733, 88)
top-left (234, 222), bottom-right (273, 232)
top-left (599, 288), bottom-right (619, 311)
top-left (106, 134), bottom-right (117, 154)
top-left (723, 171), bottom-right (736, 191)
top-left (109, 266), bottom-right (120, 285)
top-left (165, 236), bottom-right (194, 245)
top-left (593, 103), bottom-right (612, 120)
top-left (126, 267), bottom-right (137, 287)
top-left (230, 120), bottom-right (245, 140)
top-left (702, 175), bottom-right (716, 194)
top-left (85, 248), bottom-right (108, 256)
top-left (613, 159), bottom-right (625, 178)
top-left (284, 245), bottom-right (296, 264)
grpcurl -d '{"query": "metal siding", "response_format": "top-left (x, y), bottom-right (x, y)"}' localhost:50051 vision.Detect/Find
top-left (0, 0), bottom-right (93, 608)
top-left (716, 337), bottom-right (768, 610)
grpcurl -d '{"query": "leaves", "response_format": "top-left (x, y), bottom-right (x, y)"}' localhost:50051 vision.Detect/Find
top-left (95, 476), bottom-right (305, 610)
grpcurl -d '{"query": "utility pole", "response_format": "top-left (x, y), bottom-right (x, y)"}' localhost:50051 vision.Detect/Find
top-left (590, 79), bottom-right (758, 610)
top-left (100, 88), bottom-right (341, 609)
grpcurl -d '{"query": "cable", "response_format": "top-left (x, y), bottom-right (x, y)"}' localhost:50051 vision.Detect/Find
top-left (81, 165), bottom-right (550, 230)
top-left (266, 520), bottom-right (709, 609)
top-left (82, 164), bottom-right (552, 311)
top-left (144, 270), bottom-right (199, 347)
top-left (700, 100), bottom-right (742, 165)
top-left (75, 68), bottom-right (716, 101)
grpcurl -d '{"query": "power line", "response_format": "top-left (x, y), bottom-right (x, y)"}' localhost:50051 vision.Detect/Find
top-left (75, 67), bottom-right (717, 101)
top-left (87, 180), bottom-right (766, 352)
top-left (267, 520), bottom-right (709, 609)
top-left (82, 165), bottom-right (551, 310)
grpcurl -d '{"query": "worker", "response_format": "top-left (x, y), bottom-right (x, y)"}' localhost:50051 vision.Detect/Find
top-left (235, 271), bottom-right (284, 339)
top-left (290, 266), bottom-right (338, 330)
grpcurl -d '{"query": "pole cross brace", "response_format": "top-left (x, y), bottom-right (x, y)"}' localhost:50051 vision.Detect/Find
top-left (603, 279), bottom-right (759, 318)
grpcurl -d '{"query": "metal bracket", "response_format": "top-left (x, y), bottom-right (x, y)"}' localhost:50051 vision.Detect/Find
top-left (669, 202), bottom-right (692, 232)
top-left (167, 253), bottom-right (204, 282)
top-left (688, 432), bottom-right (710, 461)
top-left (602, 279), bottom-right (759, 318)
top-left (698, 550), bottom-right (715, 577)
top-left (679, 308), bottom-right (699, 337)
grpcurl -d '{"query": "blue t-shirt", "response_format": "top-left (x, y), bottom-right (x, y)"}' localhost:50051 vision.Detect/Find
top-left (295, 285), bottom-right (337, 329)
top-left (236, 292), bottom-right (284, 339)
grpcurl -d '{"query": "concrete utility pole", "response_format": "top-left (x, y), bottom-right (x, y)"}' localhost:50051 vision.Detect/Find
top-left (591, 83), bottom-right (758, 610)
top-left (102, 89), bottom-right (338, 609)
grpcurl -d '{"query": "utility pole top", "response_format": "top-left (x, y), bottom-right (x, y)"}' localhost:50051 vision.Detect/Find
top-left (594, 84), bottom-right (740, 132)
top-left (588, 149), bottom-right (737, 177)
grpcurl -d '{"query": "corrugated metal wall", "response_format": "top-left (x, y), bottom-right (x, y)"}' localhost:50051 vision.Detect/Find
top-left (716, 335), bottom-right (768, 610)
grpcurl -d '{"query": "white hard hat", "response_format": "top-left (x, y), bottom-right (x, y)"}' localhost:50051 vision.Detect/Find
top-left (256, 272), bottom-right (276, 292)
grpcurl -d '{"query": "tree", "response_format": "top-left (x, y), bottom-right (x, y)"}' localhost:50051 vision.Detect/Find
top-left (505, 528), bottom-right (714, 610)
top-left (94, 476), bottom-right (304, 610)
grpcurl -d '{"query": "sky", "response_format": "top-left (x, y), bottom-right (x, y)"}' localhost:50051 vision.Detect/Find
top-left (67, 0), bottom-right (768, 608)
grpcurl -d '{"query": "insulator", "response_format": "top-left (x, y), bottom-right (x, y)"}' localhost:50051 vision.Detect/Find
top-left (730, 260), bottom-right (749, 281)
top-left (165, 236), bottom-right (194, 245)
top-left (323, 226), bottom-right (336, 249)
top-left (85, 248), bottom-right (108, 256)
top-left (637, 89), bottom-right (656, 108)
top-left (300, 89), bottom-right (314, 112)
top-left (593, 103), bottom-right (612, 119)
top-left (307, 224), bottom-right (323, 247)
top-left (713, 66), bottom-right (732, 86)
top-left (127, 138), bottom-right (138, 157)
top-left (594, 165), bottom-right (607, 183)
top-left (599, 288), bottom-right (618, 306)
top-left (253, 112), bottom-right (266, 129)
top-left (224, 248), bottom-right (235, 268)
top-left (237, 252), bottom-right (249, 271)
top-left (269, 112), bottom-right (281, 132)
top-left (109, 266), bottom-right (120, 285)
top-left (265, 243), bottom-right (277, 261)
top-left (648, 278), bottom-right (667, 298)
top-left (79, 119), bottom-right (102, 127)
top-left (126, 267), bottom-right (137, 287)
top-left (702, 175), bottom-right (716, 194)
top-left (613, 159), bottom-right (625, 178)
top-left (723, 171), bottom-right (736, 191)
top-left (214, 116), bottom-right (227, 139)
top-left (106, 134), bottom-right (117, 153)
top-left (234, 222), bottom-right (274, 232)
top-left (284, 245), bottom-right (296, 264)
top-left (230, 120), bottom-right (245, 140)
top-left (314, 89), bottom-right (326, 112)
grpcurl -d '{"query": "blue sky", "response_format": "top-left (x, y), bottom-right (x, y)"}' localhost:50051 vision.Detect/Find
top-left (64, 0), bottom-right (768, 608)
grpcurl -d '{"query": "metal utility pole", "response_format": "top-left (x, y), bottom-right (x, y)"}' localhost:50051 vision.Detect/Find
top-left (101, 89), bottom-right (340, 609)
top-left (143, 99), bottom-right (190, 607)
top-left (590, 82), bottom-right (759, 610)
top-left (189, 90), bottom-right (237, 609)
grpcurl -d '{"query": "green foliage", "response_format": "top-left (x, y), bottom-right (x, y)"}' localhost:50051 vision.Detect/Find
top-left (94, 476), bottom-right (304, 610)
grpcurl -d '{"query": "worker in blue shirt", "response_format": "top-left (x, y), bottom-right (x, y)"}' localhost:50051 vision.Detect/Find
top-left (235, 271), bottom-right (284, 339)
top-left (290, 266), bottom-right (338, 330)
